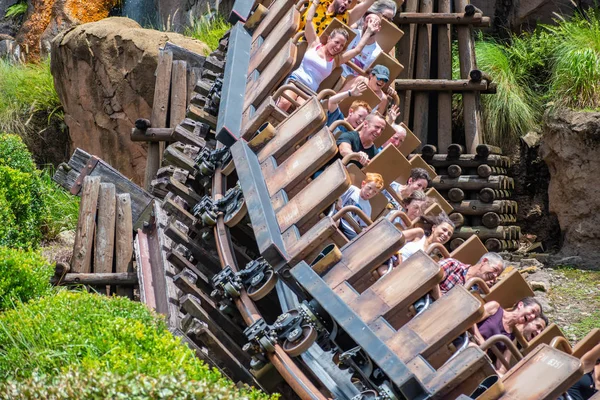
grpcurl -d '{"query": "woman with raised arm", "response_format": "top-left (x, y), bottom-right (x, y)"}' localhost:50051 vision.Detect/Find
top-left (277, 2), bottom-right (382, 112)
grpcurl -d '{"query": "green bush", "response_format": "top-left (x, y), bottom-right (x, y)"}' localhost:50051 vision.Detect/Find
top-left (0, 58), bottom-right (62, 137)
top-left (545, 7), bottom-right (600, 110)
top-left (1, 369), bottom-right (272, 399)
top-left (184, 12), bottom-right (229, 54)
top-left (0, 246), bottom-right (53, 311)
top-left (39, 168), bottom-right (80, 239)
top-left (4, 2), bottom-right (27, 18)
top-left (0, 134), bottom-right (44, 248)
top-left (0, 291), bottom-right (271, 399)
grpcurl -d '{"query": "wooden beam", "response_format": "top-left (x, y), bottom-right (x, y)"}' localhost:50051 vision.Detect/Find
top-left (397, 12), bottom-right (490, 26)
top-left (115, 193), bottom-right (134, 298)
top-left (412, 0), bottom-right (434, 144)
top-left (53, 272), bottom-right (137, 285)
top-left (437, 0), bottom-right (453, 151)
top-left (395, 79), bottom-right (489, 91)
top-left (71, 176), bottom-right (101, 273)
top-left (94, 183), bottom-right (117, 293)
top-left (145, 49), bottom-right (173, 191)
top-left (398, 0), bottom-right (419, 123)
top-left (431, 175), bottom-right (514, 191)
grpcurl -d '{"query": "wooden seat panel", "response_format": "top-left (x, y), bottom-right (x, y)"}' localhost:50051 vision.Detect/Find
top-left (257, 97), bottom-right (326, 163)
top-left (572, 328), bottom-right (600, 359)
top-left (385, 286), bottom-right (484, 363)
top-left (244, 41), bottom-right (297, 110)
top-left (484, 269), bottom-right (534, 309)
top-left (522, 324), bottom-right (566, 356)
top-left (410, 155), bottom-right (437, 179)
top-left (277, 160), bottom-right (350, 233)
top-left (264, 128), bottom-right (337, 196)
top-left (398, 122), bottom-right (421, 156)
top-left (349, 251), bottom-right (443, 328)
top-left (242, 96), bottom-right (288, 140)
top-left (363, 145), bottom-right (412, 191)
top-left (499, 344), bottom-right (582, 400)
top-left (425, 187), bottom-right (453, 215)
top-left (324, 219), bottom-right (405, 289)
top-left (249, 8), bottom-right (300, 73)
top-left (252, 0), bottom-right (296, 42)
top-left (449, 234), bottom-right (487, 266)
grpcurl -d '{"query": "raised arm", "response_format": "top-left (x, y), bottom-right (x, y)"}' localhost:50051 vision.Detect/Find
top-left (327, 82), bottom-right (367, 113)
top-left (304, 1), bottom-right (319, 46)
top-left (348, 0), bottom-right (377, 26)
top-left (337, 15), bottom-right (381, 65)
top-left (581, 342), bottom-right (600, 373)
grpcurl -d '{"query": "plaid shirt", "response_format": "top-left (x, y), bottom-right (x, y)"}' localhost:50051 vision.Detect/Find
top-left (439, 258), bottom-right (471, 294)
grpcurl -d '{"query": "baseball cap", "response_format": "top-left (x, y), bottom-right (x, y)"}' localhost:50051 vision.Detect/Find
top-left (371, 64), bottom-right (390, 81)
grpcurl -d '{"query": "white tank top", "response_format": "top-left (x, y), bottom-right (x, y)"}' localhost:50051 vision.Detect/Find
top-left (292, 45), bottom-right (334, 92)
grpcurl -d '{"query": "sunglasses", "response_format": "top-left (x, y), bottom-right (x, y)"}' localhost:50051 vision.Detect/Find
top-left (375, 76), bottom-right (388, 83)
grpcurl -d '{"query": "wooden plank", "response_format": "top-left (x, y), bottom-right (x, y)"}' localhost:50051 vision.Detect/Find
top-left (431, 175), bottom-right (514, 191)
top-left (398, 0), bottom-right (419, 123)
top-left (412, 0), bottom-right (434, 144)
top-left (71, 176), bottom-right (101, 273)
top-left (170, 60), bottom-right (188, 128)
top-left (94, 183), bottom-right (116, 294)
top-left (115, 193), bottom-right (134, 298)
top-left (394, 79), bottom-right (488, 91)
top-left (439, 0), bottom-right (455, 152)
top-left (54, 272), bottom-right (137, 285)
top-left (455, 0), bottom-right (483, 153)
top-left (145, 49), bottom-right (173, 191)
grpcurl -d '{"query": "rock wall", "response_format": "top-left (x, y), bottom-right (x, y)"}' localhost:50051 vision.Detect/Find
top-left (155, 0), bottom-right (234, 32)
top-left (51, 17), bottom-right (208, 185)
top-left (540, 109), bottom-right (600, 268)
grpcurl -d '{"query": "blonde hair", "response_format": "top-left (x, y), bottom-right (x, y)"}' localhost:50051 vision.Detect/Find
top-left (364, 172), bottom-right (384, 190)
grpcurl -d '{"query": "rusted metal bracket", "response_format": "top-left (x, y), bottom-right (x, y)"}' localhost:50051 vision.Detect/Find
top-left (70, 155), bottom-right (100, 195)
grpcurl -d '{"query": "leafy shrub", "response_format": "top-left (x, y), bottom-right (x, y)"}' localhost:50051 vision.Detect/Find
top-left (0, 291), bottom-right (271, 399)
top-left (0, 58), bottom-right (62, 137)
top-left (0, 134), bottom-right (44, 248)
top-left (1, 369), bottom-right (273, 399)
top-left (184, 12), bottom-right (229, 54)
top-left (545, 7), bottom-right (600, 110)
top-left (0, 246), bottom-right (53, 311)
top-left (39, 168), bottom-right (80, 239)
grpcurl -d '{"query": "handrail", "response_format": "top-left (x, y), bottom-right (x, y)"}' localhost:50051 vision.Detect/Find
top-left (426, 242), bottom-right (450, 258)
top-left (386, 210), bottom-right (413, 228)
top-left (332, 205), bottom-right (373, 227)
top-left (465, 277), bottom-right (491, 295)
top-left (480, 334), bottom-right (523, 371)
top-left (329, 119), bottom-right (354, 133)
top-left (341, 153), bottom-right (362, 165)
top-left (317, 88), bottom-right (337, 101)
top-left (550, 336), bottom-right (574, 354)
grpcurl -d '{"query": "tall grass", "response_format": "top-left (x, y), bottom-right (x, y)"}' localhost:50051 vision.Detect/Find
top-left (39, 168), bottom-right (80, 240)
top-left (0, 58), bottom-right (62, 137)
top-left (545, 7), bottom-right (600, 110)
top-left (184, 12), bottom-right (230, 54)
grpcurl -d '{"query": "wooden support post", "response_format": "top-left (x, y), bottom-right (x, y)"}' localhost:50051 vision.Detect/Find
top-left (163, 145), bottom-right (197, 172)
top-left (449, 199), bottom-right (518, 215)
top-left (449, 212), bottom-right (466, 229)
top-left (170, 61), bottom-right (188, 128)
top-left (479, 188), bottom-right (512, 203)
top-left (145, 49), bottom-right (173, 191)
top-left (398, 0), bottom-right (419, 123)
top-left (452, 226), bottom-right (515, 240)
top-left (432, 175), bottom-right (514, 191)
top-left (448, 187), bottom-right (465, 202)
top-left (115, 193), bottom-right (134, 298)
top-left (412, 0), bottom-right (434, 144)
top-left (447, 164), bottom-right (462, 178)
top-left (394, 79), bottom-right (489, 91)
top-left (94, 183), bottom-right (116, 294)
top-left (447, 143), bottom-right (465, 158)
top-left (421, 144), bottom-right (437, 159)
top-left (476, 144), bottom-right (503, 158)
top-left (71, 176), bottom-right (101, 273)
top-left (450, 238), bottom-right (465, 251)
top-left (53, 272), bottom-right (138, 285)
top-left (437, 0), bottom-right (453, 150)
top-left (426, 154), bottom-right (509, 168)
top-left (397, 12), bottom-right (490, 26)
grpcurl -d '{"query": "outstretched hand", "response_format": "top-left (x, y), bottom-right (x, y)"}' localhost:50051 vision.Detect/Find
top-left (351, 81), bottom-right (368, 97)
top-left (387, 104), bottom-right (399, 122)
top-left (365, 14), bottom-right (382, 36)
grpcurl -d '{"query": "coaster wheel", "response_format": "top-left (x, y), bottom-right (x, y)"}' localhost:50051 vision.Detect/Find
top-left (247, 270), bottom-right (277, 301)
top-left (282, 325), bottom-right (317, 357)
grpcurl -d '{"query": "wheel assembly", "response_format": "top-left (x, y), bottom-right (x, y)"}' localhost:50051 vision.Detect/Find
top-left (247, 269), bottom-right (277, 301)
top-left (282, 324), bottom-right (317, 357)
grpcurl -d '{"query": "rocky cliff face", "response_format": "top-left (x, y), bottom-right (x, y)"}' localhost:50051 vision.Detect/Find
top-left (540, 109), bottom-right (600, 268)
top-left (51, 17), bottom-right (208, 185)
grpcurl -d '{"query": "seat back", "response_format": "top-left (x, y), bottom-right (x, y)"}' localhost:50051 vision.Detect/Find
top-left (385, 286), bottom-right (484, 365)
top-left (364, 144), bottom-right (412, 192)
top-left (348, 251), bottom-right (443, 329)
top-left (338, 87), bottom-right (382, 115)
top-left (499, 344), bottom-right (582, 400)
top-left (251, 0), bottom-right (296, 41)
top-left (449, 234), bottom-right (487, 266)
top-left (484, 269), bottom-right (534, 310)
top-left (572, 328), bottom-right (600, 359)
top-left (249, 7), bottom-right (301, 73)
top-left (398, 122), bottom-right (421, 156)
top-left (375, 19), bottom-right (404, 53)
top-left (410, 154), bottom-right (437, 180)
top-left (425, 187), bottom-right (453, 215)
top-left (264, 127), bottom-right (337, 196)
top-left (522, 324), bottom-right (566, 356)
top-left (323, 218), bottom-right (405, 289)
top-left (257, 97), bottom-right (326, 163)
top-left (245, 40), bottom-right (297, 110)
top-left (242, 95), bottom-right (288, 139)
top-left (277, 160), bottom-right (351, 232)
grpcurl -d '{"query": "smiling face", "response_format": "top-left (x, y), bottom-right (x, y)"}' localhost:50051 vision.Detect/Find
top-left (516, 302), bottom-right (542, 325)
top-left (476, 258), bottom-right (504, 286)
top-left (326, 32), bottom-right (348, 55)
top-left (347, 106), bottom-right (370, 128)
top-left (521, 317), bottom-right (546, 341)
top-left (386, 128), bottom-right (406, 148)
top-left (360, 116), bottom-right (386, 145)
top-left (368, 73), bottom-right (388, 91)
top-left (407, 177), bottom-right (428, 193)
top-left (405, 200), bottom-right (425, 220)
top-left (332, 0), bottom-right (350, 14)
top-left (360, 181), bottom-right (380, 200)
top-left (431, 222), bottom-right (454, 244)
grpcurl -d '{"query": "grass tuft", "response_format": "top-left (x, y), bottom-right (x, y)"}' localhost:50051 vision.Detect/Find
top-left (0, 58), bottom-right (62, 137)
top-left (4, 2), bottom-right (27, 18)
top-left (39, 168), bottom-right (80, 240)
top-left (184, 12), bottom-right (229, 54)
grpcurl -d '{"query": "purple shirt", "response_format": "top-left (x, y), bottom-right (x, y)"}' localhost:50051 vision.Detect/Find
top-left (477, 307), bottom-right (514, 353)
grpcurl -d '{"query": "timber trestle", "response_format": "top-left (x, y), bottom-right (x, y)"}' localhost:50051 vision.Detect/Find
top-left (53, 0), bottom-right (588, 399)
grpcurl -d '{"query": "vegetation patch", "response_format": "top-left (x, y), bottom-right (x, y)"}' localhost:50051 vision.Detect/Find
top-left (39, 168), bottom-right (80, 240)
top-left (0, 291), bottom-right (272, 399)
top-left (0, 246), bottom-right (53, 311)
top-left (184, 13), bottom-right (229, 54)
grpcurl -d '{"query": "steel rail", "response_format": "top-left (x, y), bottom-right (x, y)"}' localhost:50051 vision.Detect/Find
top-left (211, 162), bottom-right (327, 400)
